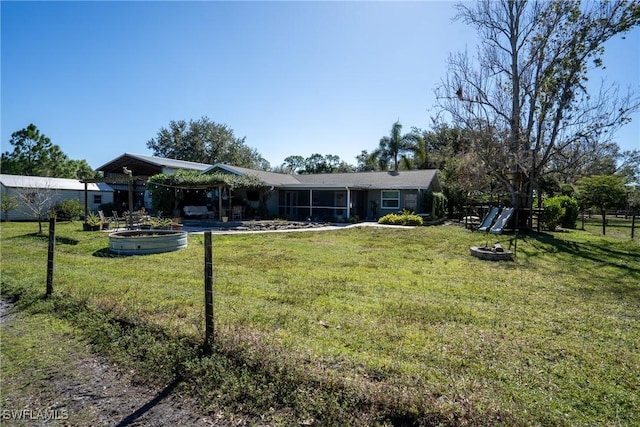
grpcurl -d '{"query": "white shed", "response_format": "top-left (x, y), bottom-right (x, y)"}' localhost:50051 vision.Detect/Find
top-left (0, 174), bottom-right (114, 221)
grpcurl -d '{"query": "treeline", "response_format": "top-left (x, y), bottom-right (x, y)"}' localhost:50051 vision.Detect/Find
top-left (4, 118), bottom-right (637, 218)
top-left (1, 124), bottom-right (95, 179)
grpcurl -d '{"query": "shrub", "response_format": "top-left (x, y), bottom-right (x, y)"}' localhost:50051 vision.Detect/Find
top-left (432, 192), bottom-right (447, 219)
top-left (541, 195), bottom-right (579, 231)
top-left (378, 210), bottom-right (424, 226)
top-left (150, 217), bottom-right (172, 229)
top-left (423, 190), bottom-right (448, 219)
top-left (541, 197), bottom-right (563, 231)
top-left (558, 195), bottom-right (579, 229)
top-left (53, 199), bottom-right (83, 220)
top-left (85, 211), bottom-right (102, 226)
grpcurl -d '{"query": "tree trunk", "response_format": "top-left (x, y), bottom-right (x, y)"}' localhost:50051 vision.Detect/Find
top-left (601, 207), bottom-right (606, 236)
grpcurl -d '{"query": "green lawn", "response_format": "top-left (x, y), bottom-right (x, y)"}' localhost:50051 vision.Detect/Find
top-left (1, 221), bottom-right (638, 426)
top-left (580, 214), bottom-right (639, 242)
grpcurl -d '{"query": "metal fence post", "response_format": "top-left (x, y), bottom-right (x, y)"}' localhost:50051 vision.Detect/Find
top-left (46, 217), bottom-right (55, 297)
top-left (204, 231), bottom-right (214, 352)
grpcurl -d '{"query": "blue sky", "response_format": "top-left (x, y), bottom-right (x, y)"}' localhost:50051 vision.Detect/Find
top-left (2, 1), bottom-right (638, 170)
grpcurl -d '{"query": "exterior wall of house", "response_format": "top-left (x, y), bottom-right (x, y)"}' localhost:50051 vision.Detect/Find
top-left (1, 186), bottom-right (114, 221)
top-left (265, 188), bottom-right (430, 221)
top-left (368, 189), bottom-right (424, 218)
top-left (87, 190), bottom-right (115, 213)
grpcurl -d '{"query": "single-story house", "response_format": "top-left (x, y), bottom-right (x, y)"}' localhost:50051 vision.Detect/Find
top-left (96, 153), bottom-right (211, 212)
top-left (0, 174), bottom-right (114, 221)
top-left (204, 164), bottom-right (442, 221)
top-left (95, 153), bottom-right (442, 221)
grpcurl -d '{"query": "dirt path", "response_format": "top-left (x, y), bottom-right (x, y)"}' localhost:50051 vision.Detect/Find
top-left (0, 299), bottom-right (236, 426)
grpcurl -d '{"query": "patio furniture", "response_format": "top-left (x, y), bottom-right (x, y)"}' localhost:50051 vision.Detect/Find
top-left (123, 211), bottom-right (142, 230)
top-left (112, 211), bottom-right (121, 231)
top-left (183, 205), bottom-right (209, 218)
top-left (98, 210), bottom-right (112, 229)
top-left (232, 205), bottom-right (243, 221)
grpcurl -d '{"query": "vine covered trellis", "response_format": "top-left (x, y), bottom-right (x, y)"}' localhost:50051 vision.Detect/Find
top-left (146, 170), bottom-right (265, 217)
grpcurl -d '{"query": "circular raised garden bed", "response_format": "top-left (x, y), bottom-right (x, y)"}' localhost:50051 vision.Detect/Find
top-left (109, 230), bottom-right (188, 255)
top-left (470, 245), bottom-right (513, 261)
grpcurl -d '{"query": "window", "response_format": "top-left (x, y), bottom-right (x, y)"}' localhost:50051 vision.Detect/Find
top-left (93, 195), bottom-right (102, 205)
top-left (381, 190), bottom-right (400, 209)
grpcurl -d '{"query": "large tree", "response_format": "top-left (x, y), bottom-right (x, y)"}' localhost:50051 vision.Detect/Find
top-left (356, 149), bottom-right (388, 172)
top-left (147, 116), bottom-right (270, 170)
top-left (406, 123), bottom-right (468, 171)
top-left (1, 124), bottom-right (95, 179)
top-left (280, 154), bottom-right (353, 174)
top-left (375, 121), bottom-right (417, 172)
top-left (437, 0), bottom-right (640, 214)
top-left (1, 124), bottom-right (53, 176)
top-left (280, 155), bottom-right (306, 174)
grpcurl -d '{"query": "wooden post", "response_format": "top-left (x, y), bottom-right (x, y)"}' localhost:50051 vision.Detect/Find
top-left (46, 217), bottom-right (55, 297)
top-left (204, 231), bottom-right (214, 352)
top-left (218, 184), bottom-right (223, 221)
top-left (128, 177), bottom-right (134, 229)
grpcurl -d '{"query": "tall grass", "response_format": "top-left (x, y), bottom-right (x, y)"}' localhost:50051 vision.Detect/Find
top-left (1, 221), bottom-right (638, 425)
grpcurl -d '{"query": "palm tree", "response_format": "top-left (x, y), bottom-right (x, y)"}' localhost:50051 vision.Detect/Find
top-left (377, 121), bottom-right (416, 171)
top-left (405, 131), bottom-right (430, 170)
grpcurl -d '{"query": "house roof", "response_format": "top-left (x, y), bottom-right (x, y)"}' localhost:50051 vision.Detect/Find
top-left (296, 170), bottom-right (441, 191)
top-left (94, 154), bottom-right (441, 191)
top-left (204, 164), bottom-right (302, 186)
top-left (96, 153), bottom-right (211, 177)
top-left (206, 164), bottom-right (441, 191)
top-left (0, 174), bottom-right (113, 192)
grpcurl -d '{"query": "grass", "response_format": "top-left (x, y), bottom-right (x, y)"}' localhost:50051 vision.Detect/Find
top-left (579, 214), bottom-right (639, 242)
top-left (1, 220), bottom-right (639, 425)
top-left (0, 304), bottom-right (80, 424)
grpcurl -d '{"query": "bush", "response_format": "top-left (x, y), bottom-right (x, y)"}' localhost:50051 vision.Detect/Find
top-left (421, 190), bottom-right (448, 219)
top-left (53, 199), bottom-right (83, 220)
top-left (541, 195), bottom-right (579, 231)
top-left (378, 210), bottom-right (424, 226)
top-left (432, 192), bottom-right (447, 219)
top-left (557, 195), bottom-right (579, 229)
top-left (541, 198), bottom-right (563, 231)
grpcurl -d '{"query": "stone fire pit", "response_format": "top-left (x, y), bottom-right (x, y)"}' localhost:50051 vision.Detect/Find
top-left (470, 243), bottom-right (513, 261)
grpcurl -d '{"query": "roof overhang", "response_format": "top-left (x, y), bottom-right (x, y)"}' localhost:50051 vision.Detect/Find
top-left (96, 154), bottom-right (164, 177)
top-left (273, 184), bottom-right (433, 190)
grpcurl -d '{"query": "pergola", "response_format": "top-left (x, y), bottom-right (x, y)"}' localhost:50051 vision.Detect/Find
top-left (81, 175), bottom-right (232, 227)
top-left (81, 173), bottom-right (141, 229)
